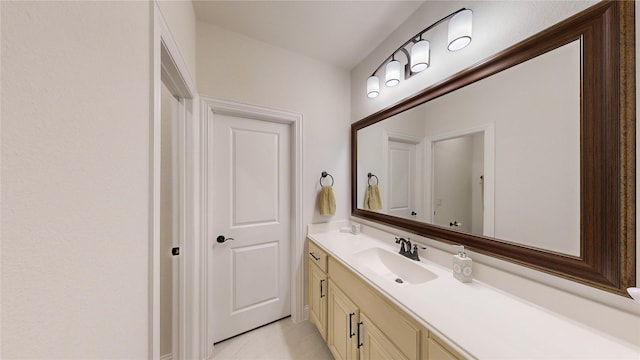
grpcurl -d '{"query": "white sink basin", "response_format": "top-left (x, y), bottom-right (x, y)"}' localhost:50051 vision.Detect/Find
top-left (354, 247), bottom-right (438, 285)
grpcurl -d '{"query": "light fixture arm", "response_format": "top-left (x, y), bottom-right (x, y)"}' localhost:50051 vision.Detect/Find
top-left (369, 7), bottom-right (469, 77)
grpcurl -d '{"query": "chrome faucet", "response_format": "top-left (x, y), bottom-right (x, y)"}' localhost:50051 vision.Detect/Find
top-left (395, 237), bottom-right (423, 261)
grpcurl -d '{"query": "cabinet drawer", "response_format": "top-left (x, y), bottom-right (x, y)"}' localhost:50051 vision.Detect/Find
top-left (329, 257), bottom-right (421, 360)
top-left (308, 239), bottom-right (328, 272)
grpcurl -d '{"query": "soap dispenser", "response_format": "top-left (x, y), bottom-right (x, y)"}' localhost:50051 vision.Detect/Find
top-left (453, 245), bottom-right (472, 283)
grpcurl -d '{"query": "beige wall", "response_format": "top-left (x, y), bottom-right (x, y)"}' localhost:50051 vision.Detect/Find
top-left (1, 1), bottom-right (151, 358)
top-left (2, 0), bottom-right (198, 358)
top-left (196, 21), bottom-right (352, 227)
top-left (350, 0), bottom-right (640, 347)
top-left (157, 0), bottom-right (197, 82)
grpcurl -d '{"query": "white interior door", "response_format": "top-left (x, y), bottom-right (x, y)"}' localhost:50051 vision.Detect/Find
top-left (208, 113), bottom-right (291, 343)
top-left (388, 140), bottom-right (418, 219)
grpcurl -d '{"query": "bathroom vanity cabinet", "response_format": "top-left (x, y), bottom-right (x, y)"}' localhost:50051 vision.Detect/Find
top-left (308, 238), bottom-right (463, 360)
top-left (307, 227), bottom-right (640, 359)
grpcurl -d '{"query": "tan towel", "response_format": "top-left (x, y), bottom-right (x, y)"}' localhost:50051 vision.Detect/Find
top-left (319, 185), bottom-right (336, 216)
top-left (364, 184), bottom-right (382, 210)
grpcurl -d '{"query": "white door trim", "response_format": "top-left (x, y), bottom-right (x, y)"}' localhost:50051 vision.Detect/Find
top-left (200, 97), bottom-right (303, 357)
top-left (153, 2), bottom-right (200, 359)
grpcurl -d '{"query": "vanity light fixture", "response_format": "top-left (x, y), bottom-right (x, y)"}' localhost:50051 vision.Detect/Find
top-left (366, 75), bottom-right (380, 98)
top-left (448, 9), bottom-right (473, 51)
top-left (410, 38), bottom-right (430, 72)
top-left (385, 57), bottom-right (402, 87)
top-left (366, 8), bottom-right (472, 98)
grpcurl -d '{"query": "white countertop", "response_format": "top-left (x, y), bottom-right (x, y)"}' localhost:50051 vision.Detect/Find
top-left (308, 228), bottom-right (640, 359)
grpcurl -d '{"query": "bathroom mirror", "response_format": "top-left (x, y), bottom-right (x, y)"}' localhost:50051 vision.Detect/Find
top-left (351, 1), bottom-right (635, 295)
top-left (357, 39), bottom-right (580, 256)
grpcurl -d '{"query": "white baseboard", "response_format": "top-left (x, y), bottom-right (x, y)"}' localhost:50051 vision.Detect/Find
top-left (160, 353), bottom-right (172, 360)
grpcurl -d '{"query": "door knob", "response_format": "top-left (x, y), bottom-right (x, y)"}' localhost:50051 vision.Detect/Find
top-left (216, 235), bottom-right (235, 243)
top-left (172, 247), bottom-right (180, 256)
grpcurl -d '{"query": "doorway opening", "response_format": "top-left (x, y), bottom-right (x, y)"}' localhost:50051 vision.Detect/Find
top-left (153, 6), bottom-right (200, 358)
top-left (425, 124), bottom-right (495, 237)
top-left (200, 97), bottom-right (303, 356)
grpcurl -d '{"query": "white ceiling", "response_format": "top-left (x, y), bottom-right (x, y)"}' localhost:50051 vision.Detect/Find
top-left (192, 1), bottom-right (425, 70)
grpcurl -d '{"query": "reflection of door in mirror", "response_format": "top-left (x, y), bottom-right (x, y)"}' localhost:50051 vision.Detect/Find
top-left (432, 133), bottom-right (483, 235)
top-left (388, 139), bottom-right (421, 220)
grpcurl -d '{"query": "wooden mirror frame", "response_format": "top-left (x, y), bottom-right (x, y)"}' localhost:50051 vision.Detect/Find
top-left (351, 1), bottom-right (635, 296)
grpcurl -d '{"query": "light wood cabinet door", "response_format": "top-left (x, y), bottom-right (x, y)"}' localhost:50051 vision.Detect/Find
top-left (427, 338), bottom-right (461, 360)
top-left (309, 261), bottom-right (327, 340)
top-left (327, 281), bottom-right (359, 360)
top-left (422, 331), bottom-right (464, 360)
top-left (359, 312), bottom-right (408, 360)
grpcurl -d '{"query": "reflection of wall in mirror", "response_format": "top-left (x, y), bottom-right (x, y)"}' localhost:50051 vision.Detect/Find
top-left (357, 107), bottom-right (425, 217)
top-left (423, 40), bottom-right (580, 256)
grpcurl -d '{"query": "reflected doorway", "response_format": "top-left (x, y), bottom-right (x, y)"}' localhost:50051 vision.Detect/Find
top-left (426, 124), bottom-right (495, 237)
top-left (432, 133), bottom-right (484, 234)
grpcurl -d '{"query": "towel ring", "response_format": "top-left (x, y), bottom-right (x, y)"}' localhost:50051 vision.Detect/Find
top-left (320, 171), bottom-right (334, 186)
top-left (367, 172), bottom-right (379, 186)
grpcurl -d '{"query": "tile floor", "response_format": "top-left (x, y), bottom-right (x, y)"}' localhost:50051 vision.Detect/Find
top-left (212, 317), bottom-right (334, 359)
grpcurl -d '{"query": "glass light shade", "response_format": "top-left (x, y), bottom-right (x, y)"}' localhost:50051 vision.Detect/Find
top-left (410, 40), bottom-right (430, 73)
top-left (366, 76), bottom-right (379, 98)
top-left (385, 60), bottom-right (401, 87)
top-left (448, 9), bottom-right (472, 51)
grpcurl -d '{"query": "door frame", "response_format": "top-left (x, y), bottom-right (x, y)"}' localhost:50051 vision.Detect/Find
top-left (200, 97), bottom-right (304, 356)
top-left (152, 3), bottom-right (200, 359)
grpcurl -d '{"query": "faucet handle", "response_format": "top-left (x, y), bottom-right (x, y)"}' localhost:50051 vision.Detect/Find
top-left (411, 244), bottom-right (426, 261)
